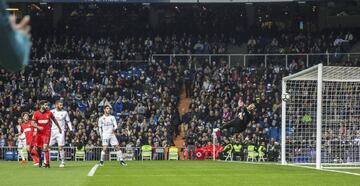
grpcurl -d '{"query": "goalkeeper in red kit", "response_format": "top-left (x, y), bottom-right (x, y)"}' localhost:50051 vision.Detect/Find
top-left (32, 100), bottom-right (62, 168)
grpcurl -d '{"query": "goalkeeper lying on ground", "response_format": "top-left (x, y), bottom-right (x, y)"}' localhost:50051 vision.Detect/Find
top-left (213, 103), bottom-right (256, 136)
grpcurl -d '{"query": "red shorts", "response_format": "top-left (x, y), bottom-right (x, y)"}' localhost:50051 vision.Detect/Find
top-left (35, 130), bottom-right (51, 147)
top-left (25, 136), bottom-right (34, 146)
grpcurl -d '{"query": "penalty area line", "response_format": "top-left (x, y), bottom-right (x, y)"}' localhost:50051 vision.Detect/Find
top-left (87, 164), bottom-right (99, 177)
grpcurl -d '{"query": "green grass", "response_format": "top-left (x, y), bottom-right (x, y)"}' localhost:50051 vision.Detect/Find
top-left (0, 161), bottom-right (94, 186)
top-left (1, 161), bottom-right (360, 186)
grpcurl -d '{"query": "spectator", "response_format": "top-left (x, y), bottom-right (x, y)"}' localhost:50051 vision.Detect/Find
top-left (0, 132), bottom-right (5, 147)
top-left (186, 131), bottom-right (196, 160)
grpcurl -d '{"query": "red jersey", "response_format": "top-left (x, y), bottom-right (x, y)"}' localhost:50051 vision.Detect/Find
top-left (21, 121), bottom-right (34, 140)
top-left (205, 144), bottom-right (214, 152)
top-left (215, 145), bottom-right (223, 152)
top-left (32, 110), bottom-right (53, 134)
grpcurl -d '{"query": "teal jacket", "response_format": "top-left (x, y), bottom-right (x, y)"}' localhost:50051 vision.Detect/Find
top-left (0, 0), bottom-right (31, 71)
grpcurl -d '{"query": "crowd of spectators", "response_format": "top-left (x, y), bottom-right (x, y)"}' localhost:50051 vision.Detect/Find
top-left (0, 59), bottom-right (183, 151)
top-left (31, 34), bottom-right (228, 61)
top-left (181, 57), bottom-right (283, 160)
top-left (55, 4), bottom-right (246, 36)
top-left (181, 54), bottom-right (360, 161)
top-left (247, 31), bottom-right (355, 54)
top-left (29, 4), bottom-right (248, 61)
top-left (1, 4), bottom-right (360, 162)
top-left (2, 41), bottom-right (360, 162)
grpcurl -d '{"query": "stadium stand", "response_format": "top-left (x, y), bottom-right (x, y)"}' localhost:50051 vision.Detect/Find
top-left (1, 3), bottom-right (360, 161)
top-left (0, 59), bottom-right (181, 150)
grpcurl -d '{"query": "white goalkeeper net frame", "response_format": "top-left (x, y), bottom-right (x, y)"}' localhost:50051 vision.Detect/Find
top-left (281, 64), bottom-right (360, 169)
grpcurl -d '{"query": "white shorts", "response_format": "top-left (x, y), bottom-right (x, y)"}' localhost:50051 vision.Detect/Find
top-left (50, 131), bottom-right (65, 146)
top-left (102, 134), bottom-right (119, 146)
top-left (17, 139), bottom-right (26, 148)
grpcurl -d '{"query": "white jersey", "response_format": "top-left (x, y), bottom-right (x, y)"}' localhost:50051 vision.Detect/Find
top-left (51, 109), bottom-right (72, 131)
top-left (98, 115), bottom-right (117, 137)
top-left (16, 125), bottom-right (26, 147)
top-left (16, 125), bottom-right (26, 141)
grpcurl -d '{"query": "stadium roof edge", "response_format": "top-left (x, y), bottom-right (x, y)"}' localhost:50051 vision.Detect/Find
top-left (6, 0), bottom-right (301, 3)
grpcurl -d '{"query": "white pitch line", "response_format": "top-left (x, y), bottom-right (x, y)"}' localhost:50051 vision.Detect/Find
top-left (219, 160), bottom-right (280, 165)
top-left (221, 160), bottom-right (360, 176)
top-left (286, 163), bottom-right (360, 176)
top-left (320, 169), bottom-right (360, 176)
top-left (87, 164), bottom-right (99, 177)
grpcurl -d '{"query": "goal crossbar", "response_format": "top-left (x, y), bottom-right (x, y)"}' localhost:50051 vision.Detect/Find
top-left (283, 65), bottom-right (360, 82)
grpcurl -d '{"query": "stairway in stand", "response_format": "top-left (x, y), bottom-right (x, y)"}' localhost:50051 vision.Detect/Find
top-left (173, 84), bottom-right (190, 160)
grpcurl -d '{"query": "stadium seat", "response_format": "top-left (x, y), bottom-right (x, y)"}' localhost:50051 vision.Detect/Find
top-left (246, 145), bottom-right (257, 162)
top-left (5, 151), bottom-right (17, 161)
top-left (141, 145), bottom-right (152, 161)
top-left (224, 151), bottom-right (233, 162)
top-left (258, 151), bottom-right (266, 162)
top-left (153, 147), bottom-right (164, 160)
top-left (168, 146), bottom-right (178, 160)
top-left (270, 127), bottom-right (280, 141)
top-left (109, 151), bottom-right (118, 161)
top-left (75, 147), bottom-right (85, 161)
top-left (50, 150), bottom-right (59, 161)
top-left (224, 145), bottom-right (234, 162)
top-left (124, 145), bottom-right (134, 161)
top-left (258, 145), bottom-right (266, 162)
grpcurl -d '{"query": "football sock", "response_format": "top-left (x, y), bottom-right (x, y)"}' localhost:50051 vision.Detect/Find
top-left (117, 150), bottom-right (123, 161)
top-left (30, 148), bottom-right (39, 163)
top-left (100, 150), bottom-right (105, 162)
top-left (60, 149), bottom-right (65, 163)
top-left (44, 150), bottom-right (49, 165)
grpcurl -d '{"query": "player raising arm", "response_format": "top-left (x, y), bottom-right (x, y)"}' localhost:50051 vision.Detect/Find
top-left (98, 105), bottom-right (126, 167)
top-left (32, 100), bottom-right (62, 168)
top-left (49, 100), bottom-right (73, 168)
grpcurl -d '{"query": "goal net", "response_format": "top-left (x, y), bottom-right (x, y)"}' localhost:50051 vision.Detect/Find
top-left (281, 64), bottom-right (360, 169)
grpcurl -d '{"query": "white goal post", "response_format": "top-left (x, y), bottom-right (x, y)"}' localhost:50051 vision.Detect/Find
top-left (281, 64), bottom-right (360, 169)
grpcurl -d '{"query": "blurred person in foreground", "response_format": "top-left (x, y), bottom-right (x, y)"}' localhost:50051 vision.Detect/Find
top-left (0, 0), bottom-right (31, 71)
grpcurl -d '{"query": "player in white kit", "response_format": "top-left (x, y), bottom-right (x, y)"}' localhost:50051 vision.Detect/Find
top-left (49, 100), bottom-right (73, 168)
top-left (16, 118), bottom-right (27, 163)
top-left (99, 105), bottom-right (126, 166)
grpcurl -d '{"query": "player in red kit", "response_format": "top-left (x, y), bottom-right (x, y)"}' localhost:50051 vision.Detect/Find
top-left (32, 100), bottom-right (62, 168)
top-left (20, 112), bottom-right (42, 165)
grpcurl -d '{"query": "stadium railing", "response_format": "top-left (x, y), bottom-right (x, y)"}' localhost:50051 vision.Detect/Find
top-left (0, 146), bottom-right (169, 161)
top-left (0, 146), bottom-right (277, 161)
top-left (29, 59), bottom-right (149, 68)
top-left (30, 59), bottom-right (147, 63)
top-left (152, 53), bottom-right (360, 68)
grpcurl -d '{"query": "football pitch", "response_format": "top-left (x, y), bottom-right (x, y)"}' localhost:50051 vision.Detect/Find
top-left (1, 161), bottom-right (360, 186)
